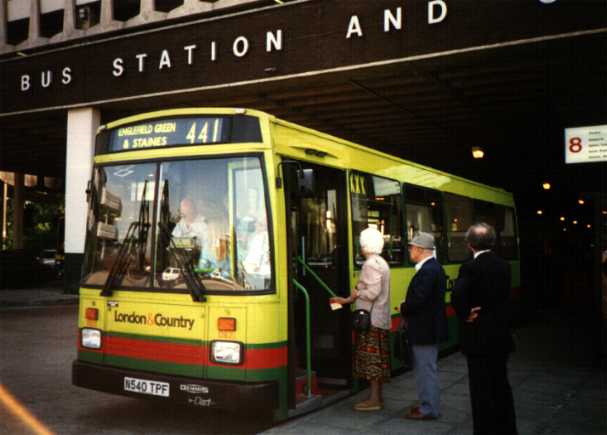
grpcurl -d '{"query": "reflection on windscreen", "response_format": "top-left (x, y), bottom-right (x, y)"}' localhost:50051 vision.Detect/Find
top-left (82, 157), bottom-right (272, 292)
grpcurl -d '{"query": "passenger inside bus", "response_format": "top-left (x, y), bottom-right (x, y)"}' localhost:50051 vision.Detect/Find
top-left (242, 216), bottom-right (270, 288)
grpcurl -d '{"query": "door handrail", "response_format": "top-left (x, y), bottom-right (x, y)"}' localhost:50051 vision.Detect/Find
top-left (292, 278), bottom-right (312, 399)
top-left (295, 256), bottom-right (337, 298)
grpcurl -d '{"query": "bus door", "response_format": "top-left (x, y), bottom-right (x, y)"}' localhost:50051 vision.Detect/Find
top-left (282, 161), bottom-right (351, 407)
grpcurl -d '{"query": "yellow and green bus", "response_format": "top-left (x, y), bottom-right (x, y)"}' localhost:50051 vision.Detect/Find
top-left (73, 107), bottom-right (519, 421)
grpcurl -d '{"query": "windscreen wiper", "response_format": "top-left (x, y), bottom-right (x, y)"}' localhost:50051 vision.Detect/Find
top-left (101, 221), bottom-right (139, 296)
top-left (158, 223), bottom-right (206, 302)
top-left (101, 180), bottom-right (151, 297)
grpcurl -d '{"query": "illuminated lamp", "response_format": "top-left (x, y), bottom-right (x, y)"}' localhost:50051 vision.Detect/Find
top-left (471, 147), bottom-right (485, 159)
top-left (542, 182), bottom-right (551, 190)
top-left (572, 220), bottom-right (578, 225)
top-left (578, 199), bottom-right (585, 205)
top-left (559, 216), bottom-right (565, 222)
top-left (536, 210), bottom-right (543, 216)
top-left (586, 224), bottom-right (592, 229)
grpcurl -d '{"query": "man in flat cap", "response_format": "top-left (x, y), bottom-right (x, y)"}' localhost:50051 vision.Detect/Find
top-left (401, 232), bottom-right (448, 420)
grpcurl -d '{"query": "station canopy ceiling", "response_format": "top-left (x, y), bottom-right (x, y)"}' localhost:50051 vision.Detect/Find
top-left (1, 0), bottom-right (605, 203)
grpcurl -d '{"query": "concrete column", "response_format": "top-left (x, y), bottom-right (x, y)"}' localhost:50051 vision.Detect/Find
top-left (127, 0), bottom-right (166, 27)
top-left (100, 0), bottom-right (114, 25)
top-left (28, 0), bottom-right (42, 41)
top-left (0, 0), bottom-right (7, 45)
top-left (0, 0), bottom-right (16, 54)
top-left (13, 172), bottom-right (24, 250)
top-left (88, 0), bottom-right (122, 34)
top-left (212, 0), bottom-right (261, 10)
top-left (64, 107), bottom-right (100, 293)
top-left (167, 0), bottom-right (213, 19)
top-left (54, 0), bottom-right (83, 39)
top-left (63, 0), bottom-right (76, 32)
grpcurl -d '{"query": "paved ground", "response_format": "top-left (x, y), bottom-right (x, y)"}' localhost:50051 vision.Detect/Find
top-left (0, 286), bottom-right (78, 308)
top-left (1, 287), bottom-right (605, 435)
top-left (264, 311), bottom-right (606, 435)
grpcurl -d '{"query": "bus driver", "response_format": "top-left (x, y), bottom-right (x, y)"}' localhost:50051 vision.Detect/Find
top-left (172, 198), bottom-right (213, 266)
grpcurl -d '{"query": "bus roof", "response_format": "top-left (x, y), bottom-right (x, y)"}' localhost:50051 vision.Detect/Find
top-left (268, 113), bottom-right (515, 207)
top-left (97, 107), bottom-right (514, 208)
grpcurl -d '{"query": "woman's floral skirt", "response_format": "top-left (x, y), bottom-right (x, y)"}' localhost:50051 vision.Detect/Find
top-left (353, 326), bottom-right (391, 382)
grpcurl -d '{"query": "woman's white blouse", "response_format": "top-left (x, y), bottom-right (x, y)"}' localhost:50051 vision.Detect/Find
top-left (355, 254), bottom-right (391, 330)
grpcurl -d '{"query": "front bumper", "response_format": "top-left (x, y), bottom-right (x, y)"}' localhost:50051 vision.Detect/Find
top-left (72, 360), bottom-right (278, 413)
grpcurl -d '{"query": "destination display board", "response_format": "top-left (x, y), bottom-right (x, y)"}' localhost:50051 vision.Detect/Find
top-left (97, 115), bottom-right (262, 153)
top-left (564, 124), bottom-right (607, 164)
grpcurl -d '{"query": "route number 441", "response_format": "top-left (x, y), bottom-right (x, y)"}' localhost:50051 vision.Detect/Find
top-left (185, 119), bottom-right (222, 144)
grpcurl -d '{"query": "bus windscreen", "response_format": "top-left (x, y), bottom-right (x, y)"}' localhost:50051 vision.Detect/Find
top-left (96, 115), bottom-right (262, 153)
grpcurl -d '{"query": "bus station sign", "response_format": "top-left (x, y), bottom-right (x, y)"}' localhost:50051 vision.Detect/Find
top-left (1, 0), bottom-right (606, 115)
top-left (564, 124), bottom-right (607, 164)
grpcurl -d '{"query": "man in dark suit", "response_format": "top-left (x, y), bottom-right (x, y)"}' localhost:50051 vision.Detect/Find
top-left (401, 232), bottom-right (448, 420)
top-left (452, 223), bottom-right (517, 435)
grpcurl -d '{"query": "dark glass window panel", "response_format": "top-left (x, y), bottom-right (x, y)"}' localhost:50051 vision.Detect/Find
top-left (444, 193), bottom-right (474, 262)
top-left (404, 184), bottom-right (445, 263)
top-left (351, 173), bottom-right (403, 266)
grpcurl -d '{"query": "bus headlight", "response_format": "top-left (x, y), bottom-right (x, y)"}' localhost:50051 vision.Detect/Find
top-left (211, 341), bottom-right (242, 365)
top-left (81, 328), bottom-right (101, 349)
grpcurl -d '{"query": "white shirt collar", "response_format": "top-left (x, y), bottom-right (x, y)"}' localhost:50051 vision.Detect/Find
top-left (473, 249), bottom-right (491, 259)
top-left (415, 255), bottom-right (433, 271)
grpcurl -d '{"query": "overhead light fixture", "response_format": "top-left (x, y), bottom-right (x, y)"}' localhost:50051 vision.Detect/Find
top-left (559, 216), bottom-right (565, 222)
top-left (542, 182), bottom-right (551, 190)
top-left (562, 228), bottom-right (567, 232)
top-left (586, 224), bottom-right (592, 229)
top-left (578, 198), bottom-right (585, 205)
top-left (572, 220), bottom-right (578, 225)
top-left (471, 146), bottom-right (484, 159)
top-left (602, 210), bottom-right (607, 215)
top-left (536, 210), bottom-right (543, 216)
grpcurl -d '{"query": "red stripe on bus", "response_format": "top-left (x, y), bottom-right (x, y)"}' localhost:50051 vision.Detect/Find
top-left (105, 335), bottom-right (207, 365)
top-left (240, 346), bottom-right (287, 369)
top-left (101, 334), bottom-right (288, 369)
top-left (446, 305), bottom-right (456, 317)
top-left (390, 316), bottom-right (401, 332)
top-left (77, 344), bottom-right (102, 353)
top-left (390, 304), bottom-right (456, 332)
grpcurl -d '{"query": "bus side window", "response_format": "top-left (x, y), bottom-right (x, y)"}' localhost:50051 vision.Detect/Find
top-left (472, 201), bottom-right (518, 260)
top-left (473, 200), bottom-right (497, 228)
top-left (350, 172), bottom-right (403, 266)
top-left (497, 206), bottom-right (518, 260)
top-left (444, 193), bottom-right (474, 263)
top-left (403, 184), bottom-right (445, 264)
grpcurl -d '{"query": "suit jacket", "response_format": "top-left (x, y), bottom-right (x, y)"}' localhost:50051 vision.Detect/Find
top-left (401, 257), bottom-right (448, 345)
top-left (452, 251), bottom-right (515, 356)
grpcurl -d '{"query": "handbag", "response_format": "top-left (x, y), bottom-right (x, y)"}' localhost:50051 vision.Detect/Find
top-left (352, 309), bottom-right (371, 332)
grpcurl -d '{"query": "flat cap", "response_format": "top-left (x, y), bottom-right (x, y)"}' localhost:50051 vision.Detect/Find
top-left (408, 232), bottom-right (435, 250)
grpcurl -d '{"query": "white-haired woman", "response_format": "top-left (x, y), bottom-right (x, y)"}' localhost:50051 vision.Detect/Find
top-left (332, 226), bottom-right (391, 411)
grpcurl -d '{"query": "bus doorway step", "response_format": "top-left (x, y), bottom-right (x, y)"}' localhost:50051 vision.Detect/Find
top-left (289, 394), bottom-right (323, 418)
top-left (295, 369), bottom-right (320, 400)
